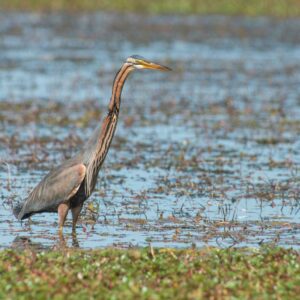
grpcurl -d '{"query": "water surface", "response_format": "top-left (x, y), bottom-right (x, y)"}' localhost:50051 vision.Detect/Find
top-left (0, 13), bottom-right (300, 249)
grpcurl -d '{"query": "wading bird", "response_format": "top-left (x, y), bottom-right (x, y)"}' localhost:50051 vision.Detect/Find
top-left (14, 55), bottom-right (171, 234)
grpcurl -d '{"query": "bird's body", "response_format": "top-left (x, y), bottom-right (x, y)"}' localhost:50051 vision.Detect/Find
top-left (13, 55), bottom-right (170, 233)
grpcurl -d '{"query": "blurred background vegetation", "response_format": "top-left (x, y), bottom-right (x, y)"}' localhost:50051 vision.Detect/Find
top-left (1, 0), bottom-right (300, 17)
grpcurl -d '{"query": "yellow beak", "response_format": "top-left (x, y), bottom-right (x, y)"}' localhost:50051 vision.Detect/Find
top-left (139, 60), bottom-right (171, 71)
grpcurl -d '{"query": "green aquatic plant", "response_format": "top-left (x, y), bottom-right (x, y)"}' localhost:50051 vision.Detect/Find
top-left (0, 247), bottom-right (299, 299)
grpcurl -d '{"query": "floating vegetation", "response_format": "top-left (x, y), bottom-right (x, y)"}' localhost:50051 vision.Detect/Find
top-left (0, 13), bottom-right (300, 249)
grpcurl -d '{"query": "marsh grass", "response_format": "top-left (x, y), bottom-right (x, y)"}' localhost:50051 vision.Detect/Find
top-left (1, 0), bottom-right (300, 17)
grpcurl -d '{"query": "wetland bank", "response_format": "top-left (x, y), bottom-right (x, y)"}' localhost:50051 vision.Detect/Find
top-left (0, 13), bottom-right (300, 251)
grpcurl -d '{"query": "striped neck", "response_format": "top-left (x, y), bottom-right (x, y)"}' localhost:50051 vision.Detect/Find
top-left (108, 63), bottom-right (134, 113)
top-left (83, 62), bottom-right (135, 195)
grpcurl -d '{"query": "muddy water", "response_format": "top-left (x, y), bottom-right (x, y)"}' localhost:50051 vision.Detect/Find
top-left (0, 13), bottom-right (300, 249)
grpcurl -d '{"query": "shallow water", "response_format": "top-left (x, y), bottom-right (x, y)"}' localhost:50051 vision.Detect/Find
top-left (0, 12), bottom-right (300, 249)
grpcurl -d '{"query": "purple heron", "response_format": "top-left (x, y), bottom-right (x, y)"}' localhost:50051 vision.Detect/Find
top-left (14, 55), bottom-right (171, 234)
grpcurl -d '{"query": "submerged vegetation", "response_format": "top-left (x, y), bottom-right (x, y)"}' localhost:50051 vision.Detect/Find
top-left (1, 13), bottom-right (300, 248)
top-left (1, 247), bottom-right (300, 299)
top-left (1, 0), bottom-right (300, 17)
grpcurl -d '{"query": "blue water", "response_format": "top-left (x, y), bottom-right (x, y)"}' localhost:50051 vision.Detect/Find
top-left (0, 13), bottom-right (300, 249)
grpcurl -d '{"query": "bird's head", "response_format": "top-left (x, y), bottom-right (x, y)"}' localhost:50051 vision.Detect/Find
top-left (126, 55), bottom-right (171, 71)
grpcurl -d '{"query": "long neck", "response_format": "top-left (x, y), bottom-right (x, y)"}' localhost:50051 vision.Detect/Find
top-left (108, 63), bottom-right (134, 113)
top-left (84, 63), bottom-right (134, 194)
top-left (101, 62), bottom-right (134, 151)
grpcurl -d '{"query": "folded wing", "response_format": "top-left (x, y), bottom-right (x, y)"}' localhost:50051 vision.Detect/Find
top-left (15, 163), bottom-right (86, 220)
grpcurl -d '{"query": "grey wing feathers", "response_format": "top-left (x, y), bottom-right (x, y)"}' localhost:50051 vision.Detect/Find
top-left (16, 163), bottom-right (86, 220)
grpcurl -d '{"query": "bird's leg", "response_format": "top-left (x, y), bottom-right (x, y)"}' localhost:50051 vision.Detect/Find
top-left (72, 231), bottom-right (80, 248)
top-left (58, 231), bottom-right (67, 249)
top-left (71, 204), bottom-right (83, 234)
top-left (58, 202), bottom-right (70, 234)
